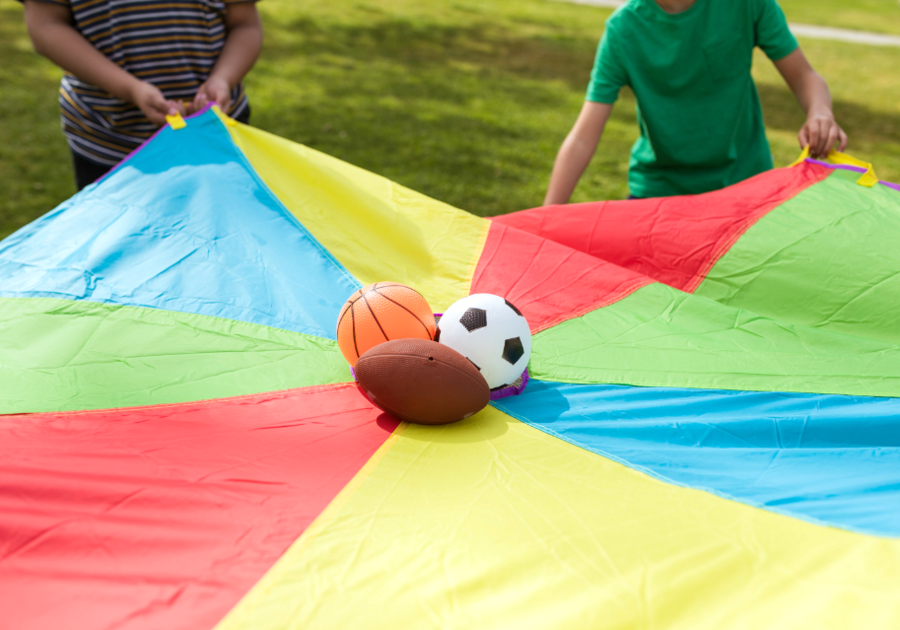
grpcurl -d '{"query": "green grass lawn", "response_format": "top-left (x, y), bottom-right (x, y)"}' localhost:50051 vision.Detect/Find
top-left (2, 0), bottom-right (899, 240)
top-left (779, 0), bottom-right (900, 36)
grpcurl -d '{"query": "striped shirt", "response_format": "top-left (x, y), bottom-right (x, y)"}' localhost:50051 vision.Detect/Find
top-left (30, 0), bottom-right (254, 165)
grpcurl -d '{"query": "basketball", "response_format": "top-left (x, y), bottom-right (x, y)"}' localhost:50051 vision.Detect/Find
top-left (336, 282), bottom-right (436, 366)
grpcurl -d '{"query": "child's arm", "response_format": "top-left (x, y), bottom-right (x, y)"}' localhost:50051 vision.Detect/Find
top-left (544, 102), bottom-right (614, 205)
top-left (774, 48), bottom-right (848, 158)
top-left (192, 3), bottom-right (263, 112)
top-left (23, 1), bottom-right (181, 126)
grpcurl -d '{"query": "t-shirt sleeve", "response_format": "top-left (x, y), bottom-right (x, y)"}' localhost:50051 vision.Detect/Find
top-left (753, 0), bottom-right (798, 61)
top-left (585, 27), bottom-right (628, 104)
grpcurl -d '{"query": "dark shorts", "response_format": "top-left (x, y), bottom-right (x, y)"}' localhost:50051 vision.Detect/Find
top-left (71, 105), bottom-right (252, 190)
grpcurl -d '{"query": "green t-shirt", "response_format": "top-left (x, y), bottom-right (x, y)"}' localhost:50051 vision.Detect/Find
top-left (587, 0), bottom-right (798, 198)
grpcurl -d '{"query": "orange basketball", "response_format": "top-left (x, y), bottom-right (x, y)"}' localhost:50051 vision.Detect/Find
top-left (336, 282), bottom-right (436, 367)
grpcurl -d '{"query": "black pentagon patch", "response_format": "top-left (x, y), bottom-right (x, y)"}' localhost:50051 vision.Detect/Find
top-left (505, 299), bottom-right (523, 317)
top-left (502, 337), bottom-right (525, 365)
top-left (460, 307), bottom-right (487, 332)
top-left (467, 357), bottom-right (481, 371)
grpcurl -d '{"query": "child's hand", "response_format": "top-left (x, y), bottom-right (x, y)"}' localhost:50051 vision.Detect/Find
top-left (799, 113), bottom-right (848, 159)
top-left (193, 76), bottom-right (232, 113)
top-left (129, 80), bottom-right (184, 126)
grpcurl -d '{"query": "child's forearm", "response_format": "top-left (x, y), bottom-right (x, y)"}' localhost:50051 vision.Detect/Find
top-left (191, 4), bottom-right (262, 112)
top-left (544, 101), bottom-right (613, 206)
top-left (24, 3), bottom-right (141, 102)
top-left (545, 136), bottom-right (599, 206)
top-left (789, 67), bottom-right (832, 118)
top-left (774, 48), bottom-right (847, 157)
top-left (24, 1), bottom-right (178, 125)
top-left (209, 6), bottom-right (263, 90)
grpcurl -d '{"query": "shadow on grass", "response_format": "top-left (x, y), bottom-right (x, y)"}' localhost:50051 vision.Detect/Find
top-left (270, 14), bottom-right (599, 90)
top-left (251, 15), bottom-right (631, 215)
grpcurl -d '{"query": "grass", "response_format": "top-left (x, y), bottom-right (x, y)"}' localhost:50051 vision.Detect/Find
top-left (1, 0), bottom-right (899, 240)
top-left (779, 0), bottom-right (900, 36)
top-left (0, 5), bottom-right (78, 239)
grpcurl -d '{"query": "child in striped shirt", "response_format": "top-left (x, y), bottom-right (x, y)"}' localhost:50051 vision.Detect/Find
top-left (22, 0), bottom-right (263, 189)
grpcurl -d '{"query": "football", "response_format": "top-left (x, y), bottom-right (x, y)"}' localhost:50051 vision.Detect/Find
top-left (436, 293), bottom-right (532, 390)
top-left (355, 338), bottom-right (490, 425)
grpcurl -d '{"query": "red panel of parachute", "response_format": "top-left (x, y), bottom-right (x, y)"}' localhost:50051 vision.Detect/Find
top-left (494, 162), bottom-right (830, 292)
top-left (0, 384), bottom-right (397, 630)
top-left (470, 220), bottom-right (651, 333)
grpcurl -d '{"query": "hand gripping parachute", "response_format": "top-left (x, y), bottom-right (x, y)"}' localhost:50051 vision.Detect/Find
top-left (2, 106), bottom-right (900, 629)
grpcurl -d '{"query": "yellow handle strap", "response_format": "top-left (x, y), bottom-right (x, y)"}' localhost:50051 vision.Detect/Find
top-left (165, 112), bottom-right (187, 130)
top-left (826, 149), bottom-right (879, 187)
top-left (788, 145), bottom-right (810, 168)
top-left (789, 146), bottom-right (879, 187)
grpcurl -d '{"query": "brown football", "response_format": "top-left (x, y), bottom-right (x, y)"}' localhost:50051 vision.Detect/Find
top-left (355, 338), bottom-right (490, 425)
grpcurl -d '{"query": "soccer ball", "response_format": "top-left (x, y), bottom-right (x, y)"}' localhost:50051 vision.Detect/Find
top-left (437, 293), bottom-right (532, 390)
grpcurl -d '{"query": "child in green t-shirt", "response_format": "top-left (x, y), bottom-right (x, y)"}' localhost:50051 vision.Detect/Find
top-left (544, 0), bottom-right (847, 202)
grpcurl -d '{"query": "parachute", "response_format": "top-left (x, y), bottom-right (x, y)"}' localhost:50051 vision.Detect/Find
top-left (1, 106), bottom-right (899, 629)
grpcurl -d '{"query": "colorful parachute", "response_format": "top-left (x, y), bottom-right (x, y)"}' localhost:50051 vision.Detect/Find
top-left (2, 106), bottom-right (900, 629)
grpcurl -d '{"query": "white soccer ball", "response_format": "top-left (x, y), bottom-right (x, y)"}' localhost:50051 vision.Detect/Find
top-left (438, 293), bottom-right (532, 390)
